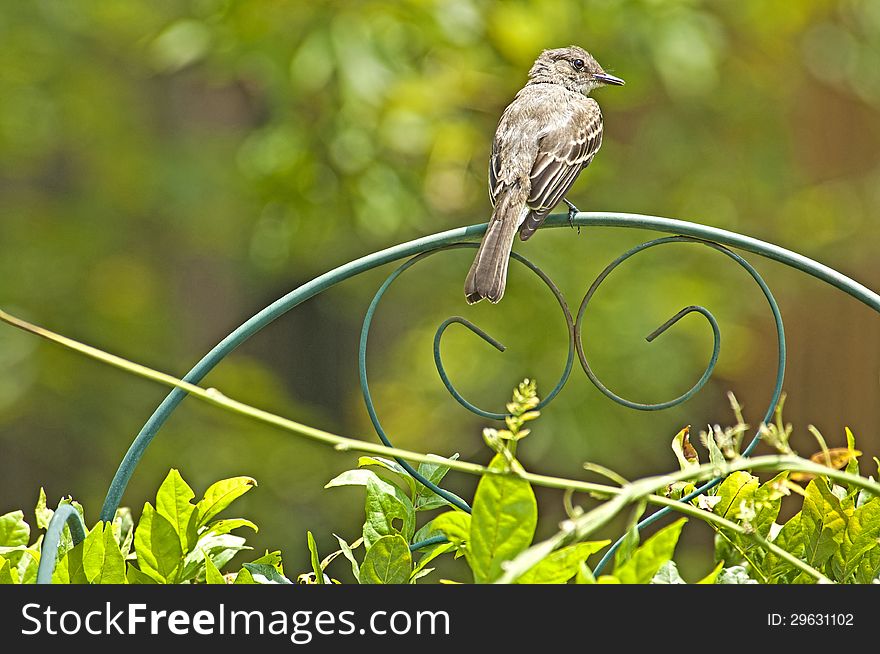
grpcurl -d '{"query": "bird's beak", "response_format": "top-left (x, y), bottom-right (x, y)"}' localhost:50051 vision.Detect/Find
top-left (594, 72), bottom-right (625, 86)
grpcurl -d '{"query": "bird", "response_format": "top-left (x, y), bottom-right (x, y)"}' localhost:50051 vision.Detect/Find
top-left (464, 45), bottom-right (624, 304)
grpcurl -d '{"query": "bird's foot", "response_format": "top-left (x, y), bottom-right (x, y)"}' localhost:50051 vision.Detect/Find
top-left (563, 198), bottom-right (580, 234)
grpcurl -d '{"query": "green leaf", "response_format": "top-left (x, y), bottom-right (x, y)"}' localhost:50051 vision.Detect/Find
top-left (52, 551), bottom-right (70, 584)
top-left (412, 518), bottom-right (444, 545)
top-left (359, 534), bottom-right (412, 584)
top-left (233, 568), bottom-right (256, 584)
top-left (204, 554), bottom-right (226, 584)
top-left (0, 556), bottom-right (20, 584)
top-left (414, 454), bottom-right (461, 510)
top-left (706, 430), bottom-right (727, 467)
top-left (333, 534), bottom-right (360, 581)
top-left (614, 518), bottom-right (686, 584)
top-left (196, 476), bottom-right (257, 528)
top-left (241, 562), bottom-right (292, 584)
top-left (325, 469), bottom-right (381, 489)
top-left (650, 560), bottom-right (686, 584)
top-left (112, 507), bottom-right (135, 558)
top-left (0, 556), bottom-right (19, 584)
top-left (597, 575), bottom-right (621, 584)
top-left (696, 560), bottom-right (725, 584)
top-left (249, 550), bottom-right (284, 569)
top-left (203, 518), bottom-right (258, 537)
top-left (855, 544), bottom-right (880, 584)
top-left (307, 531), bottom-right (324, 584)
top-left (712, 472), bottom-right (759, 520)
top-left (721, 472), bottom-right (790, 577)
top-left (468, 454), bottom-right (537, 584)
top-left (800, 478), bottom-right (848, 568)
top-left (180, 533), bottom-right (250, 583)
top-left (134, 502), bottom-right (183, 583)
top-left (358, 456), bottom-right (416, 497)
top-left (363, 476), bottom-right (415, 548)
top-left (16, 549), bottom-right (40, 584)
top-left (57, 540), bottom-right (89, 584)
top-left (430, 511), bottom-right (471, 548)
top-left (713, 531), bottom-right (740, 567)
top-left (497, 491), bottom-right (632, 585)
top-left (411, 542), bottom-right (454, 583)
top-left (155, 469), bottom-right (198, 552)
top-left (515, 540), bottom-right (611, 584)
top-left (839, 497), bottom-right (880, 578)
top-left (410, 567), bottom-right (436, 583)
top-left (327, 469), bottom-right (416, 547)
top-left (844, 427), bottom-right (860, 483)
top-left (752, 472), bottom-right (788, 538)
top-left (0, 511), bottom-right (30, 548)
top-left (575, 562), bottom-right (596, 584)
top-left (614, 502), bottom-right (647, 570)
top-left (82, 522), bottom-right (126, 584)
top-left (35, 488), bottom-right (53, 530)
top-left (764, 513), bottom-right (803, 580)
top-left (125, 564), bottom-right (158, 584)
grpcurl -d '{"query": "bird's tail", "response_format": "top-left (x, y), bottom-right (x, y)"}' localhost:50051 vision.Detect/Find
top-left (464, 195), bottom-right (528, 304)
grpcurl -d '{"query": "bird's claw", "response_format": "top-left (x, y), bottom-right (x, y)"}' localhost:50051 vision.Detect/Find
top-left (563, 198), bottom-right (580, 234)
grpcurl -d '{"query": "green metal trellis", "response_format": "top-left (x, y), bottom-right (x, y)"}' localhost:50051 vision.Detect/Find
top-left (31, 211), bottom-right (880, 583)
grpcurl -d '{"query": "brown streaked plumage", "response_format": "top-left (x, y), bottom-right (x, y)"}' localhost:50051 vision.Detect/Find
top-left (464, 45), bottom-right (623, 304)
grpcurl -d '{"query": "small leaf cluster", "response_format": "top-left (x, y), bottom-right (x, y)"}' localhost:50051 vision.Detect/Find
top-left (430, 453), bottom-right (610, 584)
top-left (667, 395), bottom-right (880, 584)
top-left (0, 469), bottom-right (291, 584)
top-left (308, 384), bottom-right (880, 584)
top-left (707, 431), bottom-right (879, 584)
top-left (315, 454), bottom-right (463, 584)
top-left (0, 491), bottom-right (78, 584)
top-left (312, 381), bottom-right (612, 584)
top-left (482, 378), bottom-right (541, 460)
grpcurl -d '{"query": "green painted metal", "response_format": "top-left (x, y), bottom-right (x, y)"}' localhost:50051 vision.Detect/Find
top-left (358, 244), bottom-right (571, 513)
top-left (90, 210), bottom-right (880, 572)
top-left (575, 237), bottom-right (723, 412)
top-left (590, 236), bottom-right (786, 574)
top-left (430, 247), bottom-right (575, 421)
top-left (35, 504), bottom-right (87, 584)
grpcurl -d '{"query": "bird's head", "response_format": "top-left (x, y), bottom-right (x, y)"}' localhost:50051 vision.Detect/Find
top-left (528, 45), bottom-right (624, 95)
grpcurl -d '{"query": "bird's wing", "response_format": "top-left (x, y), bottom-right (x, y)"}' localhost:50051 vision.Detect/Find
top-left (519, 101), bottom-right (603, 240)
top-left (488, 137), bottom-right (504, 208)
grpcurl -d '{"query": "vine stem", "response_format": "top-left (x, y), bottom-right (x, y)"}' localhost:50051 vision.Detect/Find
top-left (0, 308), bottom-right (488, 477)
top-left (4, 307), bottom-right (880, 503)
top-left (0, 307), bottom-right (606, 493)
top-left (644, 494), bottom-right (829, 583)
top-left (2, 307), bottom-right (875, 585)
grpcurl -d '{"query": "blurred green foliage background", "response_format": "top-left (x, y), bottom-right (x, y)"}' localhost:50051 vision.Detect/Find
top-left (2, 0), bottom-right (879, 579)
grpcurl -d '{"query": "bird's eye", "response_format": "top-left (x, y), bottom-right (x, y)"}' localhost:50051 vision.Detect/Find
top-left (572, 59), bottom-right (585, 70)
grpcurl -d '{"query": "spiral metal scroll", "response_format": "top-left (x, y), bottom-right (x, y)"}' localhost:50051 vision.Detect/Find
top-left (574, 235), bottom-right (785, 436)
top-left (358, 243), bottom-right (574, 513)
top-left (29, 211), bottom-right (871, 584)
top-left (365, 235), bottom-right (785, 555)
top-left (573, 236), bottom-right (786, 573)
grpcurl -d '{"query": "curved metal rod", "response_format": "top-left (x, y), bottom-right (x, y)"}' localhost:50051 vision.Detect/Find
top-left (576, 237), bottom-right (723, 410)
top-left (359, 243), bottom-right (573, 511)
top-left (434, 317), bottom-right (508, 420)
top-left (431, 248), bottom-right (575, 420)
top-left (591, 237), bottom-right (786, 574)
top-left (409, 535), bottom-right (449, 552)
top-left (99, 212), bottom-right (878, 522)
top-left (35, 504), bottom-right (87, 584)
